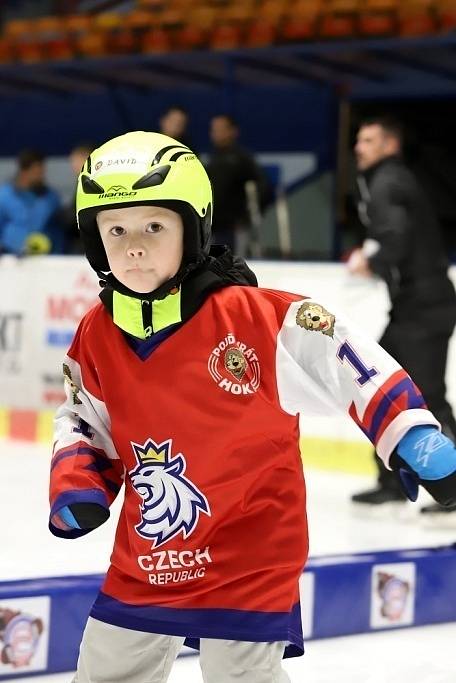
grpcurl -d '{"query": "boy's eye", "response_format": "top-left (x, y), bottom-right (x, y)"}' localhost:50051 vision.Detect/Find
top-left (146, 223), bottom-right (163, 233)
top-left (109, 226), bottom-right (125, 236)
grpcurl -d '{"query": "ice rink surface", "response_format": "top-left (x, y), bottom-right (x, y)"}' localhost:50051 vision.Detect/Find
top-left (1, 440), bottom-right (455, 682)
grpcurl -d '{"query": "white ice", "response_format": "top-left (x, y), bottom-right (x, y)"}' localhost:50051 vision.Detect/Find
top-left (1, 440), bottom-right (455, 682)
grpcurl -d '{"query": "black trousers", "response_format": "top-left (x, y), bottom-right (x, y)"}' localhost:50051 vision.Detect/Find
top-left (374, 319), bottom-right (456, 490)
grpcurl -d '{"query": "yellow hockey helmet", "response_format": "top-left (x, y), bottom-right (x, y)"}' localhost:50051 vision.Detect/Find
top-left (76, 131), bottom-right (212, 286)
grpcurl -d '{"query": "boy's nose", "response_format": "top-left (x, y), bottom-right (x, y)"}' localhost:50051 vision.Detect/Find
top-left (127, 246), bottom-right (145, 258)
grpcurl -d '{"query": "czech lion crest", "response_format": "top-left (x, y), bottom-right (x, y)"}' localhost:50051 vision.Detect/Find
top-left (129, 438), bottom-right (210, 547)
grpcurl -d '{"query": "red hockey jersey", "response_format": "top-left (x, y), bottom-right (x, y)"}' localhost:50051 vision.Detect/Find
top-left (49, 286), bottom-right (438, 657)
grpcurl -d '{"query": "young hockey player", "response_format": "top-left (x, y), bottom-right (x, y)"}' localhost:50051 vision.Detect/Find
top-left (49, 132), bottom-right (456, 683)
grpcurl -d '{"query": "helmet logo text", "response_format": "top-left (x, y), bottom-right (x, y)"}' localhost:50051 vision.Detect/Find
top-left (98, 185), bottom-right (137, 199)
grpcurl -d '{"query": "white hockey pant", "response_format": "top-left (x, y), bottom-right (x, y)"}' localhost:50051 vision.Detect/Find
top-left (72, 617), bottom-right (292, 683)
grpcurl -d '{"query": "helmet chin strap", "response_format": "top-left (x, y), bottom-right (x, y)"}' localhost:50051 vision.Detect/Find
top-left (98, 253), bottom-right (207, 302)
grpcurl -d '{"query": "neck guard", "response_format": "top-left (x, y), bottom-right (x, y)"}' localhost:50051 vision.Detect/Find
top-left (99, 246), bottom-right (258, 339)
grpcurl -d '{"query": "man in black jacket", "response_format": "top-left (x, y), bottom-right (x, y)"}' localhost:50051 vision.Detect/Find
top-left (348, 116), bottom-right (456, 520)
top-left (206, 114), bottom-right (269, 257)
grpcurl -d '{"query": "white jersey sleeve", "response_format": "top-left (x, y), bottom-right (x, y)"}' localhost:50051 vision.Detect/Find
top-left (50, 319), bottom-right (124, 537)
top-left (276, 298), bottom-right (439, 466)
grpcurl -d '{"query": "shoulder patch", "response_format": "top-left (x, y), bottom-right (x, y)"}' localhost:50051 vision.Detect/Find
top-left (296, 301), bottom-right (335, 338)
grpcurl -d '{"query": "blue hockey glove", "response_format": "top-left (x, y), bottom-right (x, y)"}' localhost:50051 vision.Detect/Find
top-left (390, 425), bottom-right (456, 506)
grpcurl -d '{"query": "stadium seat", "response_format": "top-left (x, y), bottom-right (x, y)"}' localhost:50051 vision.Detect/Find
top-left (398, 1), bottom-right (435, 37)
top-left (94, 13), bottom-right (124, 31)
top-left (245, 19), bottom-right (277, 47)
top-left (159, 9), bottom-right (185, 29)
top-left (3, 18), bottom-right (50, 63)
top-left (320, 0), bottom-right (359, 39)
top-left (359, 0), bottom-right (397, 36)
top-left (210, 24), bottom-right (243, 50)
top-left (0, 38), bottom-right (14, 63)
top-left (438, 0), bottom-right (456, 32)
top-left (109, 29), bottom-right (137, 54)
top-left (92, 13), bottom-right (137, 56)
top-left (358, 12), bottom-right (396, 36)
top-left (3, 18), bottom-right (34, 40)
top-left (75, 31), bottom-right (108, 58)
top-left (33, 16), bottom-right (66, 38)
top-left (188, 6), bottom-right (218, 30)
top-left (281, 1), bottom-right (321, 42)
top-left (64, 15), bottom-right (92, 36)
top-left (258, 0), bottom-right (290, 23)
top-left (46, 39), bottom-right (75, 60)
top-left (141, 27), bottom-right (172, 53)
top-left (175, 24), bottom-right (208, 50)
top-left (125, 10), bottom-right (157, 30)
top-left (15, 41), bottom-right (45, 63)
top-left (221, 3), bottom-right (257, 26)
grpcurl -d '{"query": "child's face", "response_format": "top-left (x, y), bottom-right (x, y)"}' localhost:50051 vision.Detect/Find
top-left (97, 205), bottom-right (184, 293)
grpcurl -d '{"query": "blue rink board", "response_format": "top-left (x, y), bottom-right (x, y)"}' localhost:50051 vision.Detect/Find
top-left (0, 546), bottom-right (455, 679)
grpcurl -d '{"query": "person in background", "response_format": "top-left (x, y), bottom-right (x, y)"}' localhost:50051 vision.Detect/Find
top-left (0, 149), bottom-right (63, 255)
top-left (159, 105), bottom-right (191, 148)
top-left (206, 114), bottom-right (270, 257)
top-left (348, 116), bottom-right (456, 522)
top-left (63, 142), bottom-right (95, 254)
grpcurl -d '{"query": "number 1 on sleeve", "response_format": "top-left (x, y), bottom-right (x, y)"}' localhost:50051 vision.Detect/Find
top-left (337, 341), bottom-right (379, 386)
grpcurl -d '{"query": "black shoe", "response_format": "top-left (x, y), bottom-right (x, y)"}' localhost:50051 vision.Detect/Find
top-left (420, 502), bottom-right (456, 528)
top-left (420, 502), bottom-right (456, 514)
top-left (351, 487), bottom-right (406, 505)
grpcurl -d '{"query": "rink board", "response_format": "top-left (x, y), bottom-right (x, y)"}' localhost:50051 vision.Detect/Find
top-left (0, 546), bottom-right (455, 679)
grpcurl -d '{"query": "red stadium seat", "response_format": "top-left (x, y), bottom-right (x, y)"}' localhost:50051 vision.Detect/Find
top-left (320, 13), bottom-right (357, 38)
top-left (75, 31), bottom-right (108, 58)
top-left (245, 19), bottom-right (277, 47)
top-left (159, 9), bottom-right (184, 28)
top-left (15, 41), bottom-right (45, 63)
top-left (188, 6), bottom-right (218, 30)
top-left (398, 1), bottom-right (435, 37)
top-left (221, 3), bottom-right (256, 26)
top-left (438, 0), bottom-right (456, 32)
top-left (109, 29), bottom-right (137, 54)
top-left (93, 12), bottom-right (138, 55)
top-left (320, 0), bottom-right (359, 39)
top-left (47, 39), bottom-right (75, 60)
top-left (358, 12), bottom-right (396, 36)
top-left (94, 13), bottom-right (124, 31)
top-left (141, 27), bottom-right (172, 53)
top-left (281, 1), bottom-right (321, 42)
top-left (3, 18), bottom-right (30, 38)
top-left (63, 15), bottom-right (92, 36)
top-left (210, 24), bottom-right (243, 50)
top-left (125, 10), bottom-right (156, 31)
top-left (175, 24), bottom-right (208, 50)
top-left (0, 38), bottom-right (14, 63)
top-left (33, 16), bottom-right (66, 37)
top-left (359, 0), bottom-right (397, 37)
top-left (258, 0), bottom-right (290, 23)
